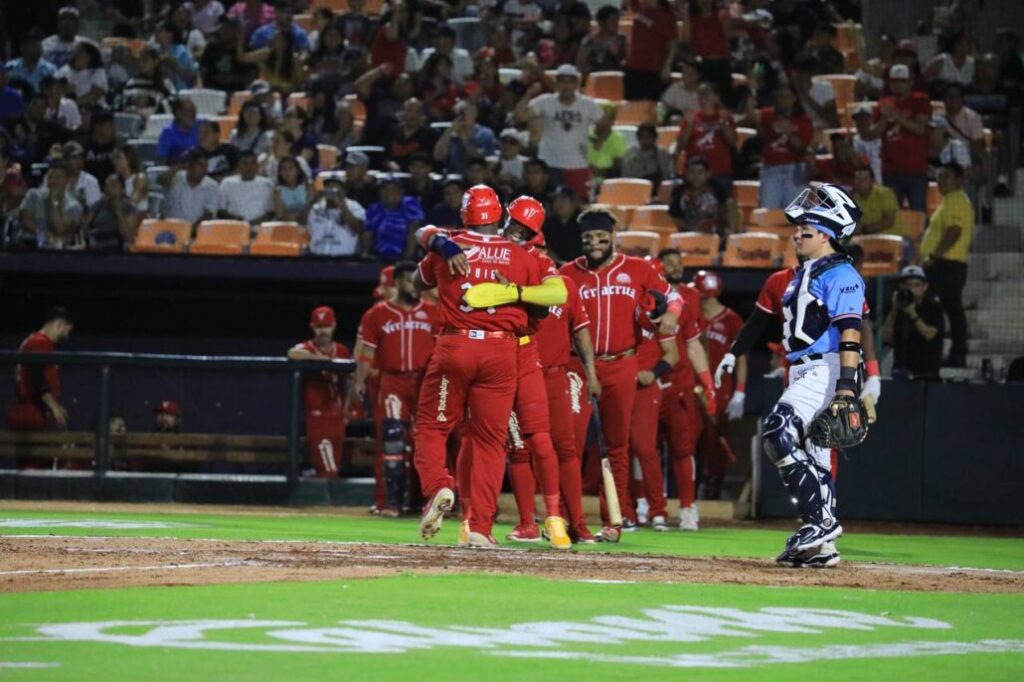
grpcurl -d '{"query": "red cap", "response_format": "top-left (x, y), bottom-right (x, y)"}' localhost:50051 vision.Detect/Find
top-left (155, 400), bottom-right (181, 416)
top-left (310, 305), bottom-right (336, 327)
top-left (379, 265), bottom-right (395, 287)
top-left (506, 196), bottom-right (546, 235)
top-left (691, 270), bottom-right (723, 298)
top-left (461, 185), bottom-right (502, 227)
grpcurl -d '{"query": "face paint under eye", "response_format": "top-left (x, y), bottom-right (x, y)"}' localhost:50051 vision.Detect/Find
top-left (583, 238), bottom-right (611, 245)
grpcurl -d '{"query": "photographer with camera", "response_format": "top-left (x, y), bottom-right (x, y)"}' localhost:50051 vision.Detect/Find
top-left (307, 176), bottom-right (365, 256)
top-left (881, 265), bottom-right (945, 380)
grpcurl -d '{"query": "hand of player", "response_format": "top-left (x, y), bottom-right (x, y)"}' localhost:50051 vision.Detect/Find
top-left (636, 370), bottom-right (655, 387)
top-left (714, 352), bottom-right (736, 388)
top-left (492, 270), bottom-right (510, 285)
top-left (447, 252), bottom-right (469, 277)
top-left (657, 311), bottom-right (679, 336)
top-left (726, 391), bottom-right (745, 420)
top-left (350, 380), bottom-right (366, 404)
top-left (50, 404), bottom-right (69, 429)
top-left (587, 372), bottom-right (602, 399)
top-left (860, 375), bottom-right (881, 404)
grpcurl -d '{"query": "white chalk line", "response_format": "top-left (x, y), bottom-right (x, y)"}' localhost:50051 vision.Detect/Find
top-left (0, 661), bottom-right (61, 669)
top-left (0, 561), bottom-right (252, 577)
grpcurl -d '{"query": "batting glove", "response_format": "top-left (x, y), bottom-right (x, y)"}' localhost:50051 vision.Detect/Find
top-left (860, 375), bottom-right (881, 404)
top-left (726, 391), bottom-right (745, 420)
top-left (714, 352), bottom-right (736, 388)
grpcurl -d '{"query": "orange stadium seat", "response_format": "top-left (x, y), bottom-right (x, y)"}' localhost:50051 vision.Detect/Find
top-left (732, 73), bottom-right (749, 89)
top-left (895, 209), bottom-right (927, 243)
top-left (228, 91), bottom-right (252, 117)
top-left (722, 233), bottom-right (780, 268)
top-left (130, 219), bottom-right (193, 254)
top-left (927, 182), bottom-right (941, 213)
top-left (250, 223), bottom-right (307, 257)
top-left (853, 235), bottom-right (903, 276)
top-left (590, 203), bottom-right (636, 229)
top-left (343, 94), bottom-right (367, 123)
top-left (656, 126), bottom-right (677, 151)
top-left (584, 71), bottom-right (625, 101)
top-left (750, 208), bottom-right (790, 228)
top-left (616, 100), bottom-right (657, 126)
top-left (813, 75), bottom-right (857, 118)
top-left (190, 221), bottom-right (252, 256)
top-left (597, 178), bottom-right (653, 206)
top-left (657, 179), bottom-right (681, 204)
top-left (615, 231), bottom-right (661, 257)
top-left (211, 115), bottom-right (236, 142)
top-left (630, 205), bottom-right (674, 230)
top-left (733, 180), bottom-right (760, 224)
top-left (294, 13), bottom-right (314, 31)
top-left (735, 127), bottom-right (758, 149)
top-left (668, 232), bottom-right (720, 267)
top-left (834, 23), bottom-right (861, 54)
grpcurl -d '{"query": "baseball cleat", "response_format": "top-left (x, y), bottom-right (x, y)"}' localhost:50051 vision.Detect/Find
top-left (545, 516), bottom-right (572, 550)
top-left (505, 523), bottom-right (541, 542)
top-left (636, 498), bottom-right (650, 526)
top-left (457, 520), bottom-right (469, 547)
top-left (786, 522), bottom-right (843, 555)
top-left (621, 519), bottom-right (638, 532)
top-left (777, 541), bottom-right (841, 568)
top-left (569, 523), bottom-right (598, 544)
top-left (652, 515), bottom-right (669, 532)
top-left (598, 526), bottom-right (621, 543)
top-left (379, 508), bottom-right (401, 519)
top-left (467, 531), bottom-right (500, 548)
top-left (369, 505), bottom-right (381, 516)
top-left (678, 504), bottom-right (700, 531)
top-left (419, 487), bottom-right (454, 540)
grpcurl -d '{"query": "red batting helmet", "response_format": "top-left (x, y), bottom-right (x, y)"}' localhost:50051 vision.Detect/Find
top-left (506, 195), bottom-right (545, 234)
top-left (691, 270), bottom-right (723, 299)
top-left (461, 185), bottom-right (502, 227)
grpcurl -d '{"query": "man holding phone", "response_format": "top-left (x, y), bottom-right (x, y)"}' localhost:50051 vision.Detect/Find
top-left (308, 177), bottom-right (366, 256)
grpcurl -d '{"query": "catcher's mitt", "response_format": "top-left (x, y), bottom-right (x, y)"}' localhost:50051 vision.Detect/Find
top-left (808, 394), bottom-right (869, 448)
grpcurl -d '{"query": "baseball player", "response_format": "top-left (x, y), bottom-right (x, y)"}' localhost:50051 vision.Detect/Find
top-left (718, 184), bottom-right (867, 568)
top-left (6, 307), bottom-right (74, 435)
top-left (288, 306), bottom-right (353, 478)
top-left (654, 249), bottom-right (717, 531)
top-left (559, 208), bottom-right (682, 541)
top-left (351, 262), bottom-right (441, 518)
top-left (414, 185), bottom-right (568, 548)
top-left (351, 266), bottom-right (396, 430)
top-left (691, 270), bottom-right (747, 500)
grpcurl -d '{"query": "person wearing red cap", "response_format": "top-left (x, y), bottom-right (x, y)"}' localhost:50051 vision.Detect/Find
top-left (691, 270), bottom-right (746, 500)
top-left (556, 208), bottom-right (682, 541)
top-left (288, 305), bottom-right (353, 478)
top-left (351, 265), bottom-right (397, 431)
top-left (350, 262), bottom-right (441, 518)
top-left (870, 63), bottom-right (931, 211)
top-left (414, 185), bottom-right (567, 548)
top-left (154, 400), bottom-right (182, 433)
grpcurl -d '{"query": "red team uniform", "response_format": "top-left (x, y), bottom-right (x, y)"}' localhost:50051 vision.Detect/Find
top-left (6, 332), bottom-right (60, 432)
top-left (359, 299), bottom-right (441, 511)
top-left (699, 296), bottom-right (744, 484)
top-left (294, 335), bottom-right (353, 479)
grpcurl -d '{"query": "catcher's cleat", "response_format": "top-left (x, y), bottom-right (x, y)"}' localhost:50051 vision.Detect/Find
top-left (467, 531), bottom-right (500, 548)
top-left (419, 487), bottom-right (454, 540)
top-left (457, 520), bottom-right (469, 547)
top-left (678, 504), bottom-right (700, 531)
top-left (505, 523), bottom-right (541, 542)
top-left (652, 515), bottom-right (670, 532)
top-left (777, 541), bottom-right (841, 568)
top-left (786, 522), bottom-right (843, 555)
top-left (545, 516), bottom-right (572, 550)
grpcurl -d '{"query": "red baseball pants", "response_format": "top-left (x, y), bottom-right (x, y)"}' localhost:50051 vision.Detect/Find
top-left (305, 409), bottom-right (344, 478)
top-left (659, 381), bottom-right (703, 508)
top-left (373, 371), bottom-right (424, 510)
top-left (630, 380), bottom-right (667, 519)
top-left (594, 354), bottom-right (639, 526)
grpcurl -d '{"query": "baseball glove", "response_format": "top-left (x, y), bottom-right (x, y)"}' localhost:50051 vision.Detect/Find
top-left (808, 394), bottom-right (869, 449)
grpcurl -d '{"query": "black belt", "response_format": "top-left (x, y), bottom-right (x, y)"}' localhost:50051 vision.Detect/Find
top-left (792, 353), bottom-right (824, 365)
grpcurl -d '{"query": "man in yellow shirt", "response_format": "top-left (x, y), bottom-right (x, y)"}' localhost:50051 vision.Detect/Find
top-left (921, 162), bottom-right (974, 367)
top-left (852, 166), bottom-right (898, 235)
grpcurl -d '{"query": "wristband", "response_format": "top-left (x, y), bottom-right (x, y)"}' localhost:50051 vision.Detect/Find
top-left (865, 360), bottom-right (880, 377)
top-left (839, 341), bottom-right (861, 354)
top-left (665, 298), bottom-right (683, 317)
top-left (652, 359), bottom-right (672, 379)
top-left (736, 382), bottom-right (746, 393)
top-left (435, 236), bottom-right (463, 261)
top-left (835, 365), bottom-right (858, 393)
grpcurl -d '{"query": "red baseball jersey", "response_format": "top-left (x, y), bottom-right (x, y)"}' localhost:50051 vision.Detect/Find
top-left (682, 109), bottom-right (734, 176)
top-left (418, 231), bottom-right (540, 333)
top-left (560, 253), bottom-right (674, 356)
top-left (534, 276), bottom-right (590, 368)
top-left (758, 107), bottom-right (814, 167)
top-left (359, 300), bottom-right (441, 373)
top-left (14, 332), bottom-right (59, 403)
top-left (756, 266), bottom-right (871, 318)
top-left (667, 283), bottom-right (706, 384)
top-left (876, 92), bottom-right (931, 175)
top-left (524, 243), bottom-right (561, 335)
top-left (294, 340), bottom-right (352, 412)
top-left (705, 307), bottom-right (744, 372)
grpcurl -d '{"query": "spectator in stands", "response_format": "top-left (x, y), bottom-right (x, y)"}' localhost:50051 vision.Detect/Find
top-left (337, 0), bottom-right (376, 53)
top-left (433, 100), bottom-right (496, 176)
top-left (660, 57), bottom-right (703, 123)
top-left (668, 155), bottom-right (724, 237)
top-left (5, 29), bottom-right (57, 95)
top-left (196, 120), bottom-right (239, 181)
top-left (240, 23), bottom-right (309, 94)
top-left (518, 63), bottom-right (602, 200)
top-left (227, 0), bottom-right (276, 40)
top-left (169, 4), bottom-right (208, 60)
top-left (940, 84), bottom-right (985, 161)
top-left (522, 158), bottom-right (553, 206)
top-left (789, 55), bottom-right (839, 130)
top-left (543, 185), bottom-right (582, 262)
top-left (279, 105), bottom-right (320, 168)
top-left (426, 178), bottom-right (466, 229)
top-left (160, 149), bottom-right (222, 225)
top-left (925, 28), bottom-right (975, 91)
top-left (416, 24), bottom-right (473, 85)
top-left (354, 65), bottom-right (415, 147)
top-left (881, 265), bottom-right (945, 380)
top-left (42, 7), bottom-right (93, 69)
top-left (538, 16), bottom-right (582, 68)
top-left (0, 147), bottom-right (27, 229)
top-left (272, 156), bottom-right (310, 223)
top-left (886, 39), bottom-right (929, 95)
top-left (678, 82), bottom-right (737, 195)
top-left (5, 306), bottom-right (73, 432)
top-left (504, 0), bottom-right (543, 49)
top-left (576, 4), bottom-right (626, 78)
top-left (200, 16), bottom-right (255, 94)
top-left (6, 93), bottom-right (62, 168)
top-left (851, 104), bottom-right (883, 185)
top-left (403, 152), bottom-right (442, 209)
top-left (418, 53), bottom-right (463, 121)
top-left (343, 150), bottom-right (380, 208)
top-left (921, 162), bottom-right (974, 368)
top-left (872, 64), bottom-right (930, 211)
top-left (56, 42), bottom-right (108, 109)
top-left (307, 21), bottom-right (347, 84)
top-left (587, 104), bottom-right (627, 184)
top-left (158, 98), bottom-right (201, 164)
top-left (804, 23), bottom-right (844, 76)
top-left (370, 3), bottom-right (412, 76)
top-left (153, 21), bottom-right (199, 90)
top-left (260, 129), bottom-right (310, 180)
top-left (229, 101), bottom-right (273, 156)
top-left (851, 165), bottom-right (898, 235)
top-left (154, 400), bottom-right (182, 433)
top-left (994, 29), bottom-right (1024, 85)
top-left (617, 129), bottom-right (667, 197)
top-left (491, 128), bottom-right (529, 194)
top-left (85, 174), bottom-right (140, 251)
top-left (363, 176), bottom-right (423, 260)
top-left (250, 3), bottom-right (309, 51)
top-left (381, 98), bottom-right (434, 172)
top-left (965, 53), bottom-right (1014, 197)
top-left (811, 132), bottom-right (866, 189)
top-left (16, 162), bottom-right (85, 250)
top-left (464, 156), bottom-right (493, 189)
top-left (118, 48), bottom-right (174, 118)
top-left (624, 0), bottom-right (678, 102)
top-left (308, 176), bottom-right (365, 257)
top-left (83, 112), bottom-right (118, 183)
top-left (41, 75), bottom-right (81, 132)
top-left (62, 141), bottom-right (102, 210)
top-left (0, 66), bottom-right (25, 124)
top-left (683, 0), bottom-right (732, 102)
top-left (304, 85), bottom-right (348, 151)
top-left (745, 85), bottom-right (813, 209)
top-left (192, 0), bottom-right (227, 36)
top-left (219, 150), bottom-right (274, 223)
top-left (928, 115), bottom-right (971, 173)
top-left (111, 148), bottom-right (149, 215)
top-left (854, 32), bottom-right (895, 101)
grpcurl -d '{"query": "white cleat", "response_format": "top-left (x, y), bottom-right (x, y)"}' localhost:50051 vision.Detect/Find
top-left (652, 515), bottom-right (669, 532)
top-left (419, 487), bottom-right (454, 540)
top-left (678, 504), bottom-right (700, 531)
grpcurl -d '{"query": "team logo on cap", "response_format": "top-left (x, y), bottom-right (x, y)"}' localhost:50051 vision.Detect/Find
top-left (615, 273), bottom-right (632, 284)
top-left (317, 311), bottom-right (329, 322)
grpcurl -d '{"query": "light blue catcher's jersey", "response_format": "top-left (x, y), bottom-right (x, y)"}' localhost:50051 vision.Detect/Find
top-left (781, 255), bottom-right (864, 362)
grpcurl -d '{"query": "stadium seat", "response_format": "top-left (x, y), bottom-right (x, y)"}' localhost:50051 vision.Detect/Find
top-left (735, 127), bottom-right (757, 148)
top-left (733, 180), bottom-right (760, 224)
top-left (211, 115), bottom-right (237, 142)
top-left (498, 68), bottom-right (523, 85)
top-left (114, 112), bottom-right (142, 140)
top-left (927, 182), bottom-right (941, 213)
top-left (590, 203), bottom-right (637, 229)
top-left (100, 37), bottom-right (146, 57)
top-left (657, 179), bottom-right (681, 204)
top-left (668, 232), bottom-right (719, 267)
top-left (190, 220), bottom-right (252, 255)
top-left (228, 91), bottom-right (252, 117)
top-left (750, 208), bottom-right (790, 228)
top-left (250, 222), bottom-right (307, 257)
top-left (852, 235), bottom-right (903, 276)
top-left (813, 75), bottom-right (857, 117)
top-left (613, 124), bottom-right (637, 149)
top-left (616, 100), bottom-right (657, 126)
top-left (130, 219), bottom-right (193, 254)
top-left (722, 232), bottom-right (780, 268)
top-left (630, 205), bottom-right (674, 230)
top-left (597, 178), bottom-right (653, 205)
top-left (731, 73), bottom-right (749, 89)
top-left (126, 138), bottom-right (159, 164)
top-left (656, 126), bottom-right (677, 151)
top-left (346, 146), bottom-right (385, 169)
top-left (895, 209), bottom-right (927, 243)
top-left (141, 114), bottom-right (173, 140)
top-left (294, 13), bottom-right (314, 31)
top-left (834, 23), bottom-right (861, 54)
top-left (584, 71), bottom-right (625, 101)
top-left (448, 17), bottom-right (482, 52)
top-left (180, 88), bottom-right (227, 117)
top-left (317, 144), bottom-right (339, 170)
top-left (614, 230), bottom-right (660, 257)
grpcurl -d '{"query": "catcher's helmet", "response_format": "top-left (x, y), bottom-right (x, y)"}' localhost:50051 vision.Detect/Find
top-left (785, 184), bottom-right (862, 243)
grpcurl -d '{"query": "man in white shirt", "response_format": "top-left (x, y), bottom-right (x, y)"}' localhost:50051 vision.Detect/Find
top-left (791, 56), bottom-right (839, 130)
top-left (41, 8), bottom-right (98, 69)
top-left (851, 105), bottom-right (883, 186)
top-left (61, 142), bottom-right (102, 209)
top-left (939, 84), bottom-right (983, 162)
top-left (308, 177), bottom-right (366, 256)
top-left (161, 149), bottom-right (222, 224)
top-left (516, 63), bottom-right (603, 200)
top-left (41, 76), bottom-right (81, 131)
top-left (412, 25), bottom-right (474, 84)
top-left (219, 151), bottom-right (274, 224)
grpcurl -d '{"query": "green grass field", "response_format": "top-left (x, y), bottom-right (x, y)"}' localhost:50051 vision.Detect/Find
top-left (2, 507), bottom-right (1023, 681)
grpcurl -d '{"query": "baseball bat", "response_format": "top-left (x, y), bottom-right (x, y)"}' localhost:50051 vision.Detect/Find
top-left (589, 397), bottom-right (623, 527)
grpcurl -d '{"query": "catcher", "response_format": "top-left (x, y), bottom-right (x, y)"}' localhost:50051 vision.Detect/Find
top-left (747, 185), bottom-right (868, 568)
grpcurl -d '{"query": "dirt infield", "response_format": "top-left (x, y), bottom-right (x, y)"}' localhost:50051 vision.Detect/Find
top-left (3, 535), bottom-right (1023, 594)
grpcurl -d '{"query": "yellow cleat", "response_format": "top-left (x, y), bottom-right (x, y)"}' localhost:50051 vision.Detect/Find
top-left (545, 516), bottom-right (572, 550)
top-left (457, 520), bottom-right (470, 546)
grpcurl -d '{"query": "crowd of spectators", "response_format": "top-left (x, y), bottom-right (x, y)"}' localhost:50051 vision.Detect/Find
top-left (0, 0), bottom-right (1018, 265)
